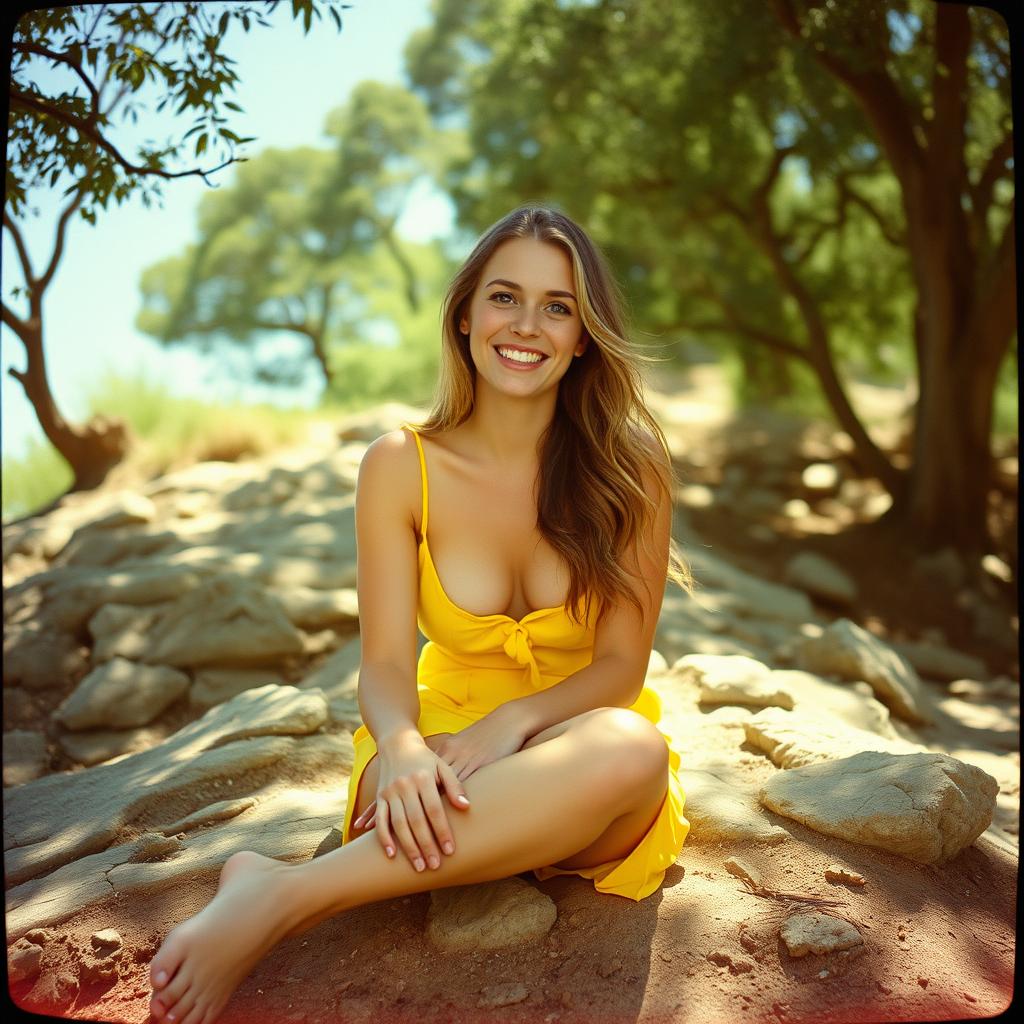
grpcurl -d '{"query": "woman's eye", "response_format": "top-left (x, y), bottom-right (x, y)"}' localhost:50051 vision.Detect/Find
top-left (489, 292), bottom-right (571, 316)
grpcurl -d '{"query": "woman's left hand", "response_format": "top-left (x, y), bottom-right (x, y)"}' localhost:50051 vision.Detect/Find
top-left (351, 703), bottom-right (533, 832)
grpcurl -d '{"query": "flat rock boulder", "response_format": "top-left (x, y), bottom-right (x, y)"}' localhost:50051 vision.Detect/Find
top-left (3, 730), bottom-right (49, 786)
top-left (54, 657), bottom-right (190, 730)
top-left (143, 576), bottom-right (305, 667)
top-left (270, 585), bottom-right (359, 629)
top-left (5, 685), bottom-right (330, 887)
top-left (676, 654), bottom-right (795, 710)
top-left (426, 877), bottom-right (557, 951)
top-left (890, 640), bottom-right (987, 683)
top-left (794, 618), bottom-right (929, 724)
top-left (190, 667), bottom-right (286, 710)
top-left (744, 706), bottom-right (922, 769)
top-left (759, 749), bottom-right (998, 864)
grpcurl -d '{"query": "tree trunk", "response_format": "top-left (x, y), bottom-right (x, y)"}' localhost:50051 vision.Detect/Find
top-left (7, 316), bottom-right (133, 496)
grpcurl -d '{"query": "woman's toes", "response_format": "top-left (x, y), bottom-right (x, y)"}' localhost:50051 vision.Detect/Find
top-left (153, 971), bottom-right (193, 1019)
top-left (161, 983), bottom-right (198, 1022)
top-left (150, 930), bottom-right (188, 992)
top-left (150, 956), bottom-right (175, 991)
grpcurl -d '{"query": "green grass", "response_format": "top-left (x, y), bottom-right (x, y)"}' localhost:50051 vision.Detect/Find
top-left (2, 369), bottom-right (330, 523)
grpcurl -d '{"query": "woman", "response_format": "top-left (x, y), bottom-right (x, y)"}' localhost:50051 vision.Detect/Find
top-left (148, 204), bottom-right (692, 1024)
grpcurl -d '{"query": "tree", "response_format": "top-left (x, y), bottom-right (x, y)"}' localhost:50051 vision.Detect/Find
top-left (3, 1), bottom-right (348, 497)
top-left (404, 0), bottom-right (1014, 557)
top-left (135, 82), bottom-right (443, 390)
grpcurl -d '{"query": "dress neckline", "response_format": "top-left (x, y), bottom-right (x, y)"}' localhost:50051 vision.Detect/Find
top-left (420, 532), bottom-right (568, 626)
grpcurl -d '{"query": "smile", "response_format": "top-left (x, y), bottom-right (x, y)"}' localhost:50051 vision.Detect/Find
top-left (494, 345), bottom-right (549, 370)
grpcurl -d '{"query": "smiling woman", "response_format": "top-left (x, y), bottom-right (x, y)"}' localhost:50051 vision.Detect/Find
top-left (146, 205), bottom-right (695, 1024)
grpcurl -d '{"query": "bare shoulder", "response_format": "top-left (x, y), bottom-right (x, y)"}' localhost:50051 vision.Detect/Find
top-left (357, 428), bottom-right (421, 533)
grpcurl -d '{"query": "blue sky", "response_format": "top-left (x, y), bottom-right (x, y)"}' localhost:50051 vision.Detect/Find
top-left (1, 0), bottom-right (452, 460)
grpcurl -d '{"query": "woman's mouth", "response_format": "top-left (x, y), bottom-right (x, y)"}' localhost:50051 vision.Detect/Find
top-left (494, 345), bottom-right (549, 370)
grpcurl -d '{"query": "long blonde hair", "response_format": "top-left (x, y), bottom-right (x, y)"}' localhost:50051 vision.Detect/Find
top-left (410, 204), bottom-right (693, 628)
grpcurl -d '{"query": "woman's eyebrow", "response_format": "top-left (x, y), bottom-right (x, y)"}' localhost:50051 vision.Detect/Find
top-left (484, 278), bottom-right (577, 302)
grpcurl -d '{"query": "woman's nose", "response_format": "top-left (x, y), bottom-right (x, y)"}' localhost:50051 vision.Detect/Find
top-left (512, 307), bottom-right (540, 336)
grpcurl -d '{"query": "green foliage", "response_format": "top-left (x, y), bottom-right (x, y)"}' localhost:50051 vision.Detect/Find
top-left (993, 342), bottom-right (1018, 439)
top-left (2, 436), bottom-right (74, 523)
top-left (7, 1), bottom-right (349, 221)
top-left (404, 0), bottom-right (1012, 415)
top-left (136, 82), bottom-right (455, 394)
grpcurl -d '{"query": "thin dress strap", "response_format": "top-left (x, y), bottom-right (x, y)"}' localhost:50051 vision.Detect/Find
top-left (402, 423), bottom-right (429, 538)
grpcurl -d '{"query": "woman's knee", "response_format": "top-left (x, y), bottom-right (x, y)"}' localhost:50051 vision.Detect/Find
top-left (579, 707), bottom-right (669, 783)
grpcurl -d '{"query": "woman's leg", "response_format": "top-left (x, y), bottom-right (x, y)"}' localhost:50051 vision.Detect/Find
top-left (148, 708), bottom-right (669, 1024)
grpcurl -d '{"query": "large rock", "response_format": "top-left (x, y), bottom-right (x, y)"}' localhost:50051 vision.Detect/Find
top-left (743, 706), bottom-right (922, 769)
top-left (54, 657), bottom-right (191, 730)
top-left (675, 654), bottom-right (795, 710)
top-left (190, 667), bottom-right (286, 710)
top-left (794, 619), bottom-right (929, 724)
top-left (143, 576), bottom-right (305, 668)
top-left (426, 877), bottom-right (557, 950)
top-left (3, 623), bottom-right (89, 692)
top-left (269, 585), bottom-right (359, 629)
top-left (3, 730), bottom-right (49, 786)
top-left (759, 749), bottom-right (998, 864)
top-left (682, 547), bottom-right (817, 624)
top-left (891, 640), bottom-right (988, 683)
top-left (4, 685), bottom-right (331, 887)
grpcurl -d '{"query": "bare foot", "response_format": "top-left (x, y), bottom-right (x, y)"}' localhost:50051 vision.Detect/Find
top-left (148, 850), bottom-right (301, 1024)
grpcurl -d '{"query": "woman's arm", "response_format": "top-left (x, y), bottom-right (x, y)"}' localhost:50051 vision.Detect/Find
top-left (354, 432), bottom-right (424, 749)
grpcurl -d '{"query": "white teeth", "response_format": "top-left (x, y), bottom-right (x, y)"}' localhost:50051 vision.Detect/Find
top-left (497, 346), bottom-right (544, 364)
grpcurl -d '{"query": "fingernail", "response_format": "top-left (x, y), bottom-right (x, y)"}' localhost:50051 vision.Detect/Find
top-left (428, 855), bottom-right (440, 869)
top-left (443, 841), bottom-right (454, 855)
top-left (386, 846), bottom-right (394, 857)
top-left (414, 858), bottom-right (425, 871)
top-left (458, 795), bottom-right (470, 805)
top-left (155, 970), bottom-right (167, 985)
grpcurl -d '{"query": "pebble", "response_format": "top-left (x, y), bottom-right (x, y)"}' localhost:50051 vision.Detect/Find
top-left (8, 938), bottom-right (43, 983)
top-left (724, 857), bottom-right (761, 888)
top-left (825, 865), bottom-right (866, 886)
top-left (90, 928), bottom-right (123, 953)
top-left (477, 982), bottom-right (529, 1008)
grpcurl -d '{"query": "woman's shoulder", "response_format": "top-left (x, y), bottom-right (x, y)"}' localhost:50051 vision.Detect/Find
top-left (357, 428), bottom-right (423, 526)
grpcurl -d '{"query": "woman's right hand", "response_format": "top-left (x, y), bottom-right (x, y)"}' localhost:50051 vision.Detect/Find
top-left (372, 732), bottom-right (471, 872)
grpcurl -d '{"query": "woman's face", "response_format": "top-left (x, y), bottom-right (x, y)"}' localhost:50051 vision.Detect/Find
top-left (460, 237), bottom-right (588, 394)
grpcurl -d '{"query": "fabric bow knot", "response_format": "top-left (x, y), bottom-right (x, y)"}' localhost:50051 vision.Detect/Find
top-left (501, 621), bottom-right (542, 690)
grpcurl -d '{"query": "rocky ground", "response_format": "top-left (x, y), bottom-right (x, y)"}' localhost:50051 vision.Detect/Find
top-left (3, 373), bottom-right (1018, 1023)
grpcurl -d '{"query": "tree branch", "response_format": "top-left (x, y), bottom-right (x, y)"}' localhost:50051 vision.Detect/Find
top-left (970, 131), bottom-right (1013, 245)
top-left (9, 87), bottom-right (240, 186)
top-left (2, 301), bottom-right (30, 342)
top-left (2, 210), bottom-right (36, 286)
top-left (839, 178), bottom-right (904, 247)
top-left (38, 185), bottom-right (88, 293)
top-left (13, 41), bottom-right (102, 110)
